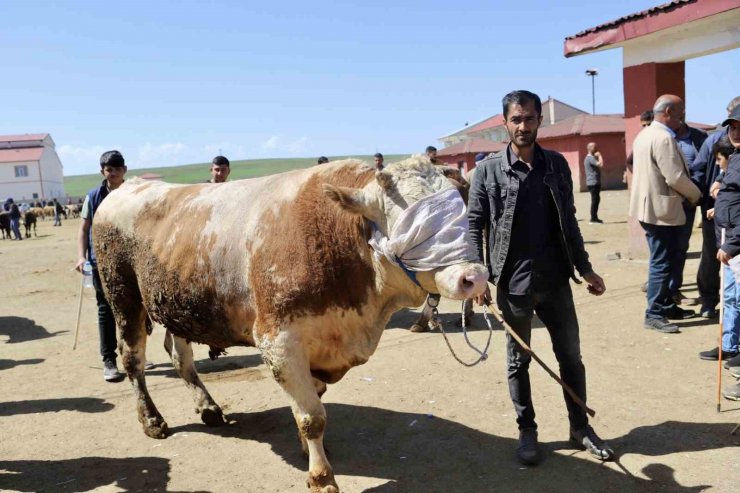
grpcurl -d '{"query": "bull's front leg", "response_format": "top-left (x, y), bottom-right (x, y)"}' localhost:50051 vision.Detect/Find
top-left (169, 334), bottom-right (225, 426)
top-left (261, 333), bottom-right (339, 493)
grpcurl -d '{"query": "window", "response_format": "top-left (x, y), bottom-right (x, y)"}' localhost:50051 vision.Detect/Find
top-left (14, 165), bottom-right (28, 178)
top-left (32, 193), bottom-right (39, 199)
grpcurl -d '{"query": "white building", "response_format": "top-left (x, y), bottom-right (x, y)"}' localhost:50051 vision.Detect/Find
top-left (0, 133), bottom-right (64, 201)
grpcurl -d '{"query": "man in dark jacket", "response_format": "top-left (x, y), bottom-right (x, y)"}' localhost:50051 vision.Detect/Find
top-left (468, 90), bottom-right (613, 465)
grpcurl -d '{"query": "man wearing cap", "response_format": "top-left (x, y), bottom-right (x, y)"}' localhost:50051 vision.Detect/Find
top-left (691, 96), bottom-right (740, 320)
top-left (630, 95), bottom-right (702, 334)
top-left (206, 156), bottom-right (231, 183)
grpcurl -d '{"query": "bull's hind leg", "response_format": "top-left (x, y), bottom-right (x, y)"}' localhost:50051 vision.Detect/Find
top-left (169, 334), bottom-right (225, 426)
top-left (262, 335), bottom-right (339, 493)
top-left (115, 304), bottom-right (168, 439)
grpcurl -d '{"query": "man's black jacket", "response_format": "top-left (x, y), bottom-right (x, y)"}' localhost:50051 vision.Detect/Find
top-left (468, 144), bottom-right (592, 286)
top-left (714, 153), bottom-right (740, 256)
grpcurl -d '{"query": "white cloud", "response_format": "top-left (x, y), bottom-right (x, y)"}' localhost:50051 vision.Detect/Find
top-left (286, 136), bottom-right (308, 154)
top-left (136, 142), bottom-right (187, 167)
top-left (261, 136), bottom-right (280, 150)
top-left (58, 144), bottom-right (122, 175)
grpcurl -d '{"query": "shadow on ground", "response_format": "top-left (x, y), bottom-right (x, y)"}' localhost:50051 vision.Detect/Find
top-left (388, 308), bottom-right (545, 333)
top-left (171, 405), bottom-right (731, 492)
top-left (0, 358), bottom-right (44, 371)
top-left (0, 456), bottom-right (207, 492)
top-left (0, 397), bottom-right (114, 417)
top-left (144, 353), bottom-right (264, 379)
top-left (0, 316), bottom-right (65, 343)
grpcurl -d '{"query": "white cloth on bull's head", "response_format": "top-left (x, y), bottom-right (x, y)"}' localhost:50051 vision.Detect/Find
top-left (368, 187), bottom-right (478, 271)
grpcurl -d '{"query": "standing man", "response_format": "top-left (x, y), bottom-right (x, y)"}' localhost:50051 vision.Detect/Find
top-left (373, 152), bottom-right (384, 171)
top-left (584, 142), bottom-right (604, 224)
top-left (630, 95), bottom-right (701, 334)
top-left (8, 199), bottom-right (22, 240)
top-left (468, 90), bottom-right (613, 465)
top-left (76, 150), bottom-right (128, 382)
top-left (425, 146), bottom-right (440, 164)
top-left (668, 121), bottom-right (708, 305)
top-left (207, 155), bottom-right (230, 183)
top-left (690, 96), bottom-right (740, 319)
top-left (52, 198), bottom-right (64, 226)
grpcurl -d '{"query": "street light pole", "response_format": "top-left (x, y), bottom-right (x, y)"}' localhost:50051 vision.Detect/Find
top-left (585, 69), bottom-right (598, 115)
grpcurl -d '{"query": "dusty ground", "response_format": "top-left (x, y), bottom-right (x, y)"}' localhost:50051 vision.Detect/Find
top-left (1, 189), bottom-right (738, 493)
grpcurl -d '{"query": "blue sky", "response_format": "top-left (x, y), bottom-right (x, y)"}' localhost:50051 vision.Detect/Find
top-left (2, 0), bottom-right (737, 176)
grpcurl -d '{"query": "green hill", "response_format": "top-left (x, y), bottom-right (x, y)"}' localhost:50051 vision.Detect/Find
top-left (64, 154), bottom-right (410, 197)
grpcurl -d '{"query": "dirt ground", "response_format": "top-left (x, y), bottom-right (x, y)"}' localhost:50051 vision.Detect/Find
top-left (1, 189), bottom-right (738, 493)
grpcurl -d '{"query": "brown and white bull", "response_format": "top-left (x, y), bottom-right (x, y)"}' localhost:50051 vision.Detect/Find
top-left (93, 157), bottom-right (487, 493)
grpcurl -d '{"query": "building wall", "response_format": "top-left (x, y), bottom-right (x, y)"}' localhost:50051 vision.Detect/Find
top-left (39, 147), bottom-right (65, 198)
top-left (539, 133), bottom-right (626, 192)
top-left (0, 152), bottom-right (65, 201)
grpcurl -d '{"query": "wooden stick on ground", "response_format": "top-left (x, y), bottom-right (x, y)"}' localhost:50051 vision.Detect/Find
top-left (486, 302), bottom-right (596, 418)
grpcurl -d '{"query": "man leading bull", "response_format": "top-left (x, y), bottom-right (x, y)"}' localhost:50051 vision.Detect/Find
top-left (468, 90), bottom-right (614, 465)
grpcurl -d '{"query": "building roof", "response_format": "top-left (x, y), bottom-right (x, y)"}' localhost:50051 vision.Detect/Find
top-left (0, 134), bottom-right (49, 145)
top-left (537, 114), bottom-right (625, 139)
top-left (0, 147), bottom-right (44, 164)
top-left (564, 0), bottom-right (737, 57)
top-left (464, 114), bottom-right (505, 135)
top-left (437, 139), bottom-right (507, 156)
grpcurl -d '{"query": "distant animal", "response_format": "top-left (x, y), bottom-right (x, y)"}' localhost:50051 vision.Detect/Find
top-left (66, 204), bottom-right (81, 218)
top-left (30, 207), bottom-right (45, 221)
top-left (0, 212), bottom-right (10, 239)
top-left (23, 211), bottom-right (37, 238)
top-left (93, 157), bottom-right (488, 493)
top-left (43, 206), bottom-right (55, 219)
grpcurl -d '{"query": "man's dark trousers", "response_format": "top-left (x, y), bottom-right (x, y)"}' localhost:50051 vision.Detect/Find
top-left (641, 222), bottom-right (682, 318)
top-left (669, 205), bottom-right (696, 297)
top-left (697, 215), bottom-right (720, 310)
top-left (496, 283), bottom-right (588, 431)
top-left (92, 268), bottom-right (118, 364)
top-left (587, 184), bottom-right (601, 221)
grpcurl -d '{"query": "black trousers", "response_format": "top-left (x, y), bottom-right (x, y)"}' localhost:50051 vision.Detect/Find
top-left (496, 283), bottom-right (588, 431)
top-left (587, 185), bottom-right (601, 221)
top-left (697, 215), bottom-right (720, 310)
top-left (92, 268), bottom-right (118, 364)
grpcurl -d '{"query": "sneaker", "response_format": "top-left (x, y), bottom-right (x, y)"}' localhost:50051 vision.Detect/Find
top-left (640, 281), bottom-right (648, 293)
top-left (103, 361), bottom-right (125, 382)
top-left (722, 382), bottom-right (740, 401)
top-left (723, 353), bottom-right (740, 369)
top-left (663, 307), bottom-right (696, 320)
top-left (700, 308), bottom-right (719, 319)
top-left (671, 291), bottom-right (700, 306)
top-left (589, 219), bottom-right (604, 224)
top-left (570, 425), bottom-right (615, 461)
top-left (643, 318), bottom-right (680, 334)
top-left (516, 428), bottom-right (542, 465)
top-left (699, 347), bottom-right (739, 361)
top-left (729, 366), bottom-right (740, 379)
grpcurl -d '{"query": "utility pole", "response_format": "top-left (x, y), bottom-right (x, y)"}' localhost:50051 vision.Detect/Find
top-left (585, 69), bottom-right (598, 115)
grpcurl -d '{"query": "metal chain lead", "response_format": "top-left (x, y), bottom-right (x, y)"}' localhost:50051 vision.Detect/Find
top-left (435, 300), bottom-right (494, 367)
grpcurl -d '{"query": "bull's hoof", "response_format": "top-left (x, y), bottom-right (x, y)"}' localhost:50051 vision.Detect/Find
top-left (200, 406), bottom-right (225, 427)
top-left (307, 470), bottom-right (339, 493)
top-left (143, 418), bottom-right (168, 439)
top-left (409, 323), bottom-right (429, 333)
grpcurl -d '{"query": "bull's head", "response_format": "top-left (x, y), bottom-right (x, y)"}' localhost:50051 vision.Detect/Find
top-left (324, 156), bottom-right (488, 300)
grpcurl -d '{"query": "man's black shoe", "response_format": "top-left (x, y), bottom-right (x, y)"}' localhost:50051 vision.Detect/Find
top-left (516, 428), bottom-right (542, 466)
top-left (699, 347), bottom-right (739, 361)
top-left (570, 425), bottom-right (615, 461)
top-left (663, 307), bottom-right (696, 320)
top-left (700, 308), bottom-right (719, 319)
top-left (644, 318), bottom-right (680, 334)
top-left (723, 352), bottom-right (740, 369)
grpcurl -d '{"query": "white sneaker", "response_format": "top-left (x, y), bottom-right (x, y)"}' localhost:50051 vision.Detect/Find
top-left (103, 361), bottom-right (124, 382)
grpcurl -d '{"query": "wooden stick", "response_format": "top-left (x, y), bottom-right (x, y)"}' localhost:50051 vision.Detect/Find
top-left (72, 276), bottom-right (84, 350)
top-left (718, 229), bottom-right (725, 413)
top-left (486, 302), bottom-right (596, 418)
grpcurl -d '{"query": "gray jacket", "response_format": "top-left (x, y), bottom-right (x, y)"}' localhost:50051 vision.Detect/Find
top-left (468, 144), bottom-right (592, 286)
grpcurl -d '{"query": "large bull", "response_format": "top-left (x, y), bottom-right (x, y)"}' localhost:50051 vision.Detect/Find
top-left (93, 157), bottom-right (487, 492)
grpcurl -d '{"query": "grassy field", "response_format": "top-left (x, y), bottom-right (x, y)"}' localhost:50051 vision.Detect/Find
top-left (63, 154), bottom-right (411, 197)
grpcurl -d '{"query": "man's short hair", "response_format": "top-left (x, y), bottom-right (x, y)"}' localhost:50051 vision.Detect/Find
top-left (373, 152), bottom-right (383, 159)
top-left (317, 156), bottom-right (329, 164)
top-left (212, 155), bottom-right (230, 167)
top-left (502, 90), bottom-right (542, 118)
top-left (640, 110), bottom-right (654, 122)
top-left (713, 135), bottom-right (735, 160)
top-left (100, 150), bottom-right (125, 169)
top-left (425, 146), bottom-right (437, 154)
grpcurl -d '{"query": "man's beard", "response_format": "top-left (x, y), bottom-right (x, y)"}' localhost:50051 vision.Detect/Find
top-left (509, 129), bottom-right (537, 148)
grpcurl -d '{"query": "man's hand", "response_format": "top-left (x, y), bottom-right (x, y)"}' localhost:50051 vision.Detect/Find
top-left (711, 181), bottom-right (721, 200)
top-left (75, 257), bottom-right (87, 273)
top-left (707, 208), bottom-right (715, 220)
top-left (717, 248), bottom-right (732, 265)
top-left (475, 285), bottom-right (491, 306)
top-left (583, 271), bottom-right (606, 296)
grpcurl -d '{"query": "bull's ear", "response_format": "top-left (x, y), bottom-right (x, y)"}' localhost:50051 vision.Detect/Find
top-left (376, 171), bottom-right (393, 190)
top-left (323, 184), bottom-right (367, 215)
